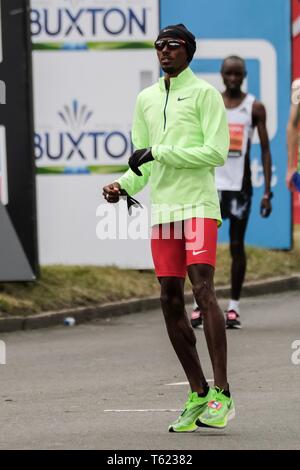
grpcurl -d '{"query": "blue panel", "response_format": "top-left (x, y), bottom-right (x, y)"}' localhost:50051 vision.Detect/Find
top-left (161, 0), bottom-right (292, 248)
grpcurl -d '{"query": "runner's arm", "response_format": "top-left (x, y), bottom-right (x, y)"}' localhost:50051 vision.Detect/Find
top-left (116, 163), bottom-right (151, 196)
top-left (286, 103), bottom-right (300, 189)
top-left (253, 101), bottom-right (272, 195)
top-left (151, 88), bottom-right (229, 169)
top-left (116, 94), bottom-right (151, 195)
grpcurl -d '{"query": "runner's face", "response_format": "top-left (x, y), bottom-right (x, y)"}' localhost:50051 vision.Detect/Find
top-left (156, 37), bottom-right (188, 75)
top-left (222, 60), bottom-right (246, 92)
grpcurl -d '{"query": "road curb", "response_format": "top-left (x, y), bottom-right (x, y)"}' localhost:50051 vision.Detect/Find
top-left (0, 274), bottom-right (299, 333)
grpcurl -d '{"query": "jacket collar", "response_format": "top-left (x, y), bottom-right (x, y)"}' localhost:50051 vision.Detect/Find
top-left (158, 67), bottom-right (195, 91)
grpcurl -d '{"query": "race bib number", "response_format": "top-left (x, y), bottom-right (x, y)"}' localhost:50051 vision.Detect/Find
top-left (228, 124), bottom-right (244, 158)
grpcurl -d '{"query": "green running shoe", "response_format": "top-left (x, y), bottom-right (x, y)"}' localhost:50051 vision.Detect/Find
top-left (168, 388), bottom-right (215, 432)
top-left (196, 387), bottom-right (235, 429)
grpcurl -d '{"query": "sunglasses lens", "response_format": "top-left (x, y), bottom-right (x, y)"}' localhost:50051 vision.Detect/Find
top-left (154, 41), bottom-right (163, 50)
top-left (168, 41), bottom-right (182, 49)
top-left (155, 40), bottom-right (183, 50)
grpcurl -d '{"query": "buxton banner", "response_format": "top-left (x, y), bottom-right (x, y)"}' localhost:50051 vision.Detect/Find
top-left (32, 0), bottom-right (159, 267)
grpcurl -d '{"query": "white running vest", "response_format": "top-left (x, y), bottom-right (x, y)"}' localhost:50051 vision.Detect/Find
top-left (215, 94), bottom-right (255, 191)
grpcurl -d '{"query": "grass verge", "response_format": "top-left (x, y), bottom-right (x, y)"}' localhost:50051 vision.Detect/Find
top-left (0, 245), bottom-right (299, 317)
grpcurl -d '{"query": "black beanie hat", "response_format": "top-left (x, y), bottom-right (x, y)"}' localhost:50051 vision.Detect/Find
top-left (156, 23), bottom-right (196, 63)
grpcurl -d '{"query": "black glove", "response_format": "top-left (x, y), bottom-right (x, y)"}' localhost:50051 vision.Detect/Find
top-left (119, 189), bottom-right (143, 215)
top-left (128, 148), bottom-right (154, 176)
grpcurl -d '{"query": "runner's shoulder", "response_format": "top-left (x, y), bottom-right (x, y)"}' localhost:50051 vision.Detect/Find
top-left (136, 82), bottom-right (160, 102)
top-left (193, 76), bottom-right (224, 102)
top-left (252, 99), bottom-right (266, 118)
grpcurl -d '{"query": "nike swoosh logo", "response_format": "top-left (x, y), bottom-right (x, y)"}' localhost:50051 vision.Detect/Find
top-left (177, 96), bottom-right (191, 101)
top-left (192, 250), bottom-right (207, 256)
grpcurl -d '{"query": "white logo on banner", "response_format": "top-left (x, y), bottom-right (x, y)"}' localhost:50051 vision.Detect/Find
top-left (194, 39), bottom-right (278, 142)
top-left (35, 99), bottom-right (132, 167)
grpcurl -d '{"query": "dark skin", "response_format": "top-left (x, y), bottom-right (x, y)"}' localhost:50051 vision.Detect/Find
top-left (103, 41), bottom-right (229, 393)
top-left (221, 58), bottom-right (273, 300)
top-left (286, 102), bottom-right (300, 191)
top-left (221, 58), bottom-right (272, 209)
top-left (156, 37), bottom-right (189, 84)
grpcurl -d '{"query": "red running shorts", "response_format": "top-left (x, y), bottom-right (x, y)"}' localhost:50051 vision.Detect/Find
top-left (151, 218), bottom-right (217, 278)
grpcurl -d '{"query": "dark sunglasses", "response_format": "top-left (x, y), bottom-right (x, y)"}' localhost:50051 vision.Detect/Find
top-left (154, 39), bottom-right (186, 51)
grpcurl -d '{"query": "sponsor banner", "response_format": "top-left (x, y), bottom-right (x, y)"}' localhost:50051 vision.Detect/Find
top-left (292, 0), bottom-right (300, 78)
top-left (33, 1), bottom-right (159, 266)
top-left (30, 0), bottom-right (159, 46)
top-left (0, 125), bottom-right (8, 205)
top-left (37, 174), bottom-right (153, 266)
top-left (0, 1), bottom-right (2, 62)
top-left (0, 0), bottom-right (38, 280)
top-left (0, 4), bottom-right (7, 208)
top-left (292, 0), bottom-right (300, 225)
top-left (161, 0), bottom-right (291, 249)
top-left (33, 50), bottom-right (157, 172)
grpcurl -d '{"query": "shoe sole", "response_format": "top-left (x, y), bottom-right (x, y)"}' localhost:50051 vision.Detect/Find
top-left (169, 426), bottom-right (197, 433)
top-left (196, 407), bottom-right (236, 429)
top-left (191, 320), bottom-right (203, 329)
top-left (169, 403), bottom-right (211, 432)
top-left (226, 322), bottom-right (242, 329)
top-left (192, 324), bottom-right (203, 329)
top-left (169, 421), bottom-right (199, 432)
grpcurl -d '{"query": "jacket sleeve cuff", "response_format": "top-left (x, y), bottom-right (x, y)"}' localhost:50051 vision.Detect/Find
top-left (151, 144), bottom-right (162, 162)
top-left (114, 177), bottom-right (130, 195)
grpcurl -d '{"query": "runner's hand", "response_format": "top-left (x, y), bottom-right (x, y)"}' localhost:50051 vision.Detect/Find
top-left (286, 168), bottom-right (297, 191)
top-left (103, 182), bottom-right (121, 203)
top-left (260, 194), bottom-right (272, 218)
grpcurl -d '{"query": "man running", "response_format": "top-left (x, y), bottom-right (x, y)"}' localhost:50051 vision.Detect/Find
top-left (191, 56), bottom-right (273, 330)
top-left (103, 24), bottom-right (235, 431)
top-left (286, 81), bottom-right (300, 191)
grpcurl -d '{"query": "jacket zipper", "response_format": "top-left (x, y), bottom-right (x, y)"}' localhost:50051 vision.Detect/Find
top-left (163, 81), bottom-right (170, 131)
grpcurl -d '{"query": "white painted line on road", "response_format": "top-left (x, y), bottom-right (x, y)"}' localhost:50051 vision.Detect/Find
top-left (165, 379), bottom-right (213, 386)
top-left (165, 381), bottom-right (188, 386)
top-left (104, 380), bottom-right (215, 413)
top-left (104, 409), bottom-right (181, 413)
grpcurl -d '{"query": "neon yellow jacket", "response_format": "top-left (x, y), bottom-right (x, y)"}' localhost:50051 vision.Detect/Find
top-left (117, 67), bottom-right (229, 225)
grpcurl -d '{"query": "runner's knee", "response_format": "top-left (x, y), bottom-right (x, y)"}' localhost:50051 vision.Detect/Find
top-left (160, 293), bottom-right (184, 312)
top-left (193, 281), bottom-right (215, 312)
top-left (160, 279), bottom-right (184, 318)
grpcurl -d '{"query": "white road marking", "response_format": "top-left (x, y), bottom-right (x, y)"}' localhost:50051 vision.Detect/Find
top-left (104, 379), bottom-right (214, 413)
top-left (165, 379), bottom-right (213, 386)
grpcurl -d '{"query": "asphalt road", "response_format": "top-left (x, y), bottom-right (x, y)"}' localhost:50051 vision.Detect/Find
top-left (0, 291), bottom-right (299, 450)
